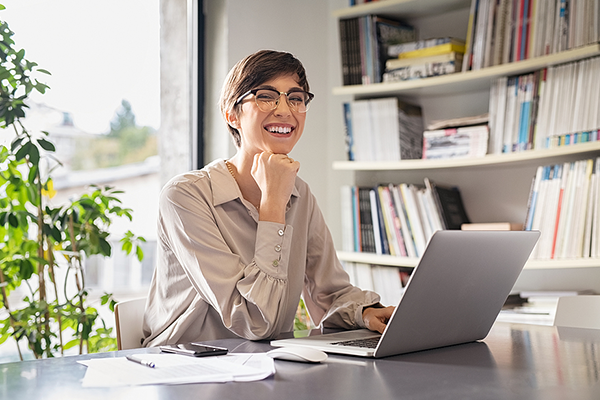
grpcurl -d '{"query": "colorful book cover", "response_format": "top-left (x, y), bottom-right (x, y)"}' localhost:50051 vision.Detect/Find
top-left (397, 42), bottom-right (466, 59)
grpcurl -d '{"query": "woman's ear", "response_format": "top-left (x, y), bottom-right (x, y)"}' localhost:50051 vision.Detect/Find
top-left (226, 111), bottom-right (240, 130)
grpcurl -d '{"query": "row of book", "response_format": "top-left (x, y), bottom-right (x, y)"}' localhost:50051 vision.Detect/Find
top-left (463, 0), bottom-right (600, 71)
top-left (488, 55), bottom-right (600, 154)
top-left (383, 37), bottom-right (466, 83)
top-left (525, 157), bottom-right (600, 260)
top-left (340, 181), bottom-right (470, 258)
top-left (342, 262), bottom-right (411, 306)
top-left (338, 15), bottom-right (415, 85)
top-left (343, 97), bottom-right (424, 161)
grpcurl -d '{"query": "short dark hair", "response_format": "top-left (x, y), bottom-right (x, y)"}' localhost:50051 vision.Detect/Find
top-left (219, 50), bottom-right (310, 147)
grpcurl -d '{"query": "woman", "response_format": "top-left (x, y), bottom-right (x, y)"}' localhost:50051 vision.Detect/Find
top-left (142, 50), bottom-right (393, 346)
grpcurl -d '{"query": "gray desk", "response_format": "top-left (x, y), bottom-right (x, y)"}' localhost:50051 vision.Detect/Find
top-left (2, 322), bottom-right (599, 400)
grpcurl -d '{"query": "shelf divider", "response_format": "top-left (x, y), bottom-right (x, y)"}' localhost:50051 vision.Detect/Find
top-left (332, 44), bottom-right (600, 98)
top-left (333, 141), bottom-right (600, 171)
top-left (337, 251), bottom-right (600, 270)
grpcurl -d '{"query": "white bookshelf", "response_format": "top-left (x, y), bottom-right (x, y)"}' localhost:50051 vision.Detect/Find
top-left (333, 44), bottom-right (600, 97)
top-left (334, 141), bottom-right (600, 171)
top-left (332, 0), bottom-right (600, 277)
top-left (337, 251), bottom-right (600, 270)
top-left (332, 0), bottom-right (472, 19)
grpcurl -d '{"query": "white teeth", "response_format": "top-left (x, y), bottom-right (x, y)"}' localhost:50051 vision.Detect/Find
top-left (267, 126), bottom-right (292, 134)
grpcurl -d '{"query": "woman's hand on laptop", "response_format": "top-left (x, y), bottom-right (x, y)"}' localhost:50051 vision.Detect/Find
top-left (363, 305), bottom-right (395, 334)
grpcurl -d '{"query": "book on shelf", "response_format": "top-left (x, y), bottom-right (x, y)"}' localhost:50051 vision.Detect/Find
top-left (341, 261), bottom-right (411, 306)
top-left (396, 41), bottom-right (466, 60)
top-left (390, 184), bottom-right (418, 258)
top-left (338, 15), bottom-right (415, 86)
top-left (387, 37), bottom-right (465, 58)
top-left (398, 183), bottom-right (428, 256)
top-left (385, 51), bottom-right (463, 70)
top-left (463, 0), bottom-right (600, 71)
top-left (427, 180), bottom-right (471, 231)
top-left (382, 58), bottom-right (462, 82)
top-left (462, 0), bottom-right (478, 72)
top-left (358, 187), bottom-right (377, 253)
top-left (488, 55), bottom-right (600, 155)
top-left (370, 188), bottom-right (388, 255)
top-left (461, 222), bottom-right (524, 230)
top-left (422, 124), bottom-right (489, 160)
top-left (427, 113), bottom-right (489, 131)
top-left (340, 181), bottom-right (469, 257)
top-left (343, 97), bottom-right (424, 162)
top-left (524, 157), bottom-right (600, 260)
top-left (342, 102), bottom-right (355, 161)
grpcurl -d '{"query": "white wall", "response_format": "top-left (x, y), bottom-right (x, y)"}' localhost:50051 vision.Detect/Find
top-left (204, 0), bottom-right (351, 245)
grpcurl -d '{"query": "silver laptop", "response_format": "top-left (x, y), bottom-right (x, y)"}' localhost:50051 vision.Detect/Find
top-left (271, 230), bottom-right (540, 358)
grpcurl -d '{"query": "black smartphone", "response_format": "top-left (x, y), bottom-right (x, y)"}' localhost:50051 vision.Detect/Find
top-left (159, 342), bottom-right (228, 357)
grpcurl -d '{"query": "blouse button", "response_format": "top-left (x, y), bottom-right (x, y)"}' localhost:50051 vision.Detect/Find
top-left (274, 244), bottom-right (282, 252)
top-left (272, 260), bottom-right (279, 267)
top-left (278, 229), bottom-right (284, 236)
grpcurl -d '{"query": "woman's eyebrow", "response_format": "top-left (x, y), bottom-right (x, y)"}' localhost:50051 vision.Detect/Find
top-left (256, 84), bottom-right (304, 92)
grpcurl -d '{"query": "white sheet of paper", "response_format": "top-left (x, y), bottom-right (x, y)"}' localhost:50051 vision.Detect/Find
top-left (78, 353), bottom-right (275, 387)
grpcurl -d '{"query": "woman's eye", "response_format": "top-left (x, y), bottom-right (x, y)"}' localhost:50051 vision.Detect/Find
top-left (288, 95), bottom-right (305, 103)
top-left (256, 91), bottom-right (278, 101)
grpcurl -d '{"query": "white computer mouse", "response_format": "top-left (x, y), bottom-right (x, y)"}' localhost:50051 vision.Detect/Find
top-left (266, 346), bottom-right (328, 363)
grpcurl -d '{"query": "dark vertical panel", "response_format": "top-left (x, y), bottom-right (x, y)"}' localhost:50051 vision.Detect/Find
top-left (195, 0), bottom-right (205, 168)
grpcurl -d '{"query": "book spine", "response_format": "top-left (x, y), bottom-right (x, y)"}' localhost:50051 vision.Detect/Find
top-left (358, 187), bottom-right (375, 253)
top-left (525, 165), bottom-right (544, 230)
top-left (463, 0), bottom-right (479, 71)
top-left (352, 186), bottom-right (361, 252)
top-left (369, 188), bottom-right (385, 255)
top-left (339, 18), bottom-right (351, 86)
top-left (391, 184), bottom-right (417, 258)
top-left (342, 102), bottom-right (354, 161)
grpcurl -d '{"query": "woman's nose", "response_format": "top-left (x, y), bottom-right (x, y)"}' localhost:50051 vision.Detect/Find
top-left (273, 93), bottom-right (292, 116)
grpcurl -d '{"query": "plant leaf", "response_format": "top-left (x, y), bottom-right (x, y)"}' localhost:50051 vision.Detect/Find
top-left (8, 212), bottom-right (18, 228)
top-left (136, 245), bottom-right (144, 262)
top-left (36, 138), bottom-right (55, 152)
top-left (14, 141), bottom-right (32, 161)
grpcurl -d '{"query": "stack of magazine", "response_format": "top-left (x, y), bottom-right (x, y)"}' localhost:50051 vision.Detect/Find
top-left (422, 114), bottom-right (489, 160)
top-left (384, 37), bottom-right (465, 82)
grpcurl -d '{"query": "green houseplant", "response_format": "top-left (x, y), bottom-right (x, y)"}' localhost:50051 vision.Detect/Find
top-left (0, 10), bottom-right (144, 359)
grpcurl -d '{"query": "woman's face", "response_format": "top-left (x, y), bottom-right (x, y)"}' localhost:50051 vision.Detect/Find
top-left (231, 74), bottom-right (307, 156)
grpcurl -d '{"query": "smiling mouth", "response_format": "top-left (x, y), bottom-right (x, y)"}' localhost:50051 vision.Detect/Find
top-left (265, 125), bottom-right (293, 135)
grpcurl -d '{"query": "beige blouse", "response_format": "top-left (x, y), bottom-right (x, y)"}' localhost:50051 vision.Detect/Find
top-left (142, 159), bottom-right (380, 346)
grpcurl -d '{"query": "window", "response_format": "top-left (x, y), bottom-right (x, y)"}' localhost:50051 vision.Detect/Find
top-left (2, 0), bottom-right (161, 296)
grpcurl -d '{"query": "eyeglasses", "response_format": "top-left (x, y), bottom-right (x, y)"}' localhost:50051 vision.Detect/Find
top-left (235, 88), bottom-right (314, 113)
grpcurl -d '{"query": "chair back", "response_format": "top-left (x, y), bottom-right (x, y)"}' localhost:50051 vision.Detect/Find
top-left (114, 297), bottom-right (147, 350)
top-left (554, 295), bottom-right (600, 329)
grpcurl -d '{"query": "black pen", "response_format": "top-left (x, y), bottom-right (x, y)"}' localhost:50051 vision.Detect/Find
top-left (126, 355), bottom-right (156, 368)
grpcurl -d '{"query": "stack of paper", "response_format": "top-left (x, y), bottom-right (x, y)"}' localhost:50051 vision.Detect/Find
top-left (78, 353), bottom-right (275, 387)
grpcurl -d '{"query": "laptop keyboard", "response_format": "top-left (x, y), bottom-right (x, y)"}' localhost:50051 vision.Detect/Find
top-left (331, 337), bottom-right (381, 349)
